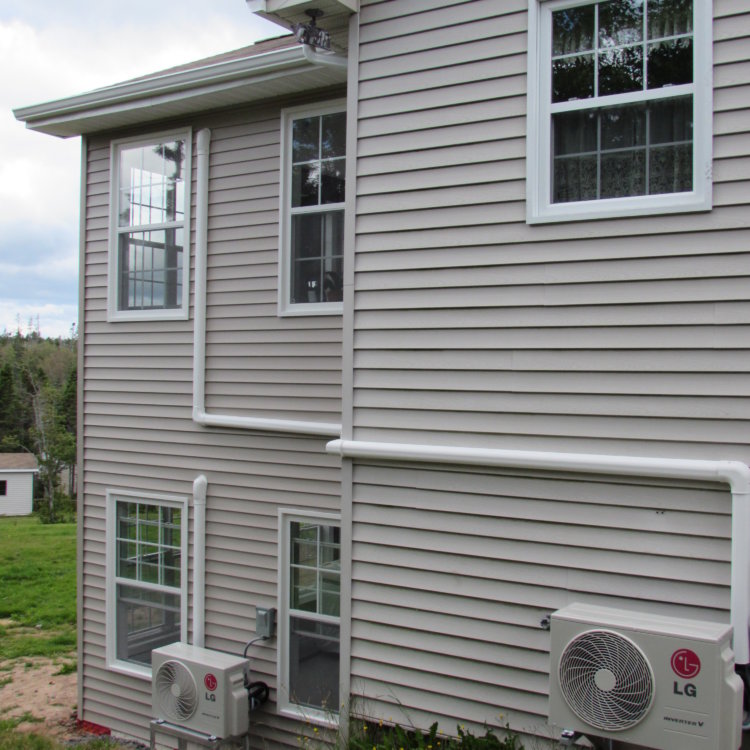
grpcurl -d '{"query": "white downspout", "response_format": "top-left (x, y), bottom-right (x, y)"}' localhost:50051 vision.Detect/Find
top-left (192, 474), bottom-right (208, 648)
top-left (192, 127), bottom-right (341, 437)
top-left (301, 43), bottom-right (348, 69)
top-left (326, 439), bottom-right (750, 664)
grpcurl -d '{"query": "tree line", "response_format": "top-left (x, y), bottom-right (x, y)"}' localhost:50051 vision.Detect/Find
top-left (0, 330), bottom-right (77, 522)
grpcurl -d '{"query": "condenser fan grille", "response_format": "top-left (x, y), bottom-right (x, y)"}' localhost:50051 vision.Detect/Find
top-left (558, 629), bottom-right (655, 731)
top-left (154, 659), bottom-right (198, 723)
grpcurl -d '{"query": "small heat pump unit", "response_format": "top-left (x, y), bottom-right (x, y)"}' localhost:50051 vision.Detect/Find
top-left (151, 642), bottom-right (250, 739)
top-left (548, 603), bottom-right (743, 750)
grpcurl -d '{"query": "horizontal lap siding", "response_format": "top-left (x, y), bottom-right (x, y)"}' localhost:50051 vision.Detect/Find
top-left (348, 0), bottom-right (750, 743)
top-left (351, 0), bottom-right (750, 459)
top-left (203, 105), bottom-right (343, 422)
top-left (350, 463), bottom-right (731, 736)
top-left (82, 100), bottom-right (342, 748)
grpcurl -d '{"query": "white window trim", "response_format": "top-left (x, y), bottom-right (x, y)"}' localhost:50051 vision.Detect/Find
top-left (277, 508), bottom-right (341, 725)
top-left (108, 129), bottom-right (192, 321)
top-left (526, 0), bottom-right (713, 224)
top-left (105, 489), bottom-right (189, 680)
top-left (278, 100), bottom-right (346, 317)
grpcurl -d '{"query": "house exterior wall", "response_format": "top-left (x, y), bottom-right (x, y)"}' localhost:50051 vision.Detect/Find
top-left (0, 471), bottom-right (34, 516)
top-left (79, 93), bottom-right (344, 746)
top-left (344, 0), bottom-right (750, 741)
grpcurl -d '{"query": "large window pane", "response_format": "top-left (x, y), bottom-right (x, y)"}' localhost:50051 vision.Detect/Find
top-left (116, 584), bottom-right (181, 666)
top-left (118, 140), bottom-right (185, 228)
top-left (552, 98), bottom-right (692, 203)
top-left (291, 212), bottom-right (344, 304)
top-left (118, 229), bottom-right (183, 311)
top-left (289, 618), bottom-right (339, 711)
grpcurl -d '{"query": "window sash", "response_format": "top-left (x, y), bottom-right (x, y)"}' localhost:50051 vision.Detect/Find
top-left (526, 0), bottom-right (711, 223)
top-left (108, 130), bottom-right (191, 320)
top-left (279, 102), bottom-right (346, 316)
top-left (279, 510), bottom-right (341, 722)
top-left (106, 490), bottom-right (187, 678)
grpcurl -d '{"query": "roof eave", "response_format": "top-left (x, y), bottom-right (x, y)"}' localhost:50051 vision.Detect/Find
top-left (14, 44), bottom-right (346, 138)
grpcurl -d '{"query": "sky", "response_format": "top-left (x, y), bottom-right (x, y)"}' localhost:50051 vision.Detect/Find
top-left (1, 1), bottom-right (284, 338)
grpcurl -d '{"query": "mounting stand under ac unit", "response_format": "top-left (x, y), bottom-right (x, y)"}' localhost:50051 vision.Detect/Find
top-left (149, 718), bottom-right (251, 750)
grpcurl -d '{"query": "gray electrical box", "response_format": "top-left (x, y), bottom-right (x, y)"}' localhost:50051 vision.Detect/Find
top-left (256, 606), bottom-right (276, 639)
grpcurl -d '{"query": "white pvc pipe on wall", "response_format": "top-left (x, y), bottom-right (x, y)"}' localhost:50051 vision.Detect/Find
top-left (326, 438), bottom-right (750, 664)
top-left (192, 127), bottom-right (341, 438)
top-left (192, 474), bottom-right (208, 648)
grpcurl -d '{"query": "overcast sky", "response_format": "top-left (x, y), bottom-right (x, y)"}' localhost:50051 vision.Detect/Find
top-left (2, 1), bottom-right (284, 338)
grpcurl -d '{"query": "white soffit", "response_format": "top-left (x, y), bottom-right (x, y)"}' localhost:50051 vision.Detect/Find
top-left (14, 44), bottom-right (347, 138)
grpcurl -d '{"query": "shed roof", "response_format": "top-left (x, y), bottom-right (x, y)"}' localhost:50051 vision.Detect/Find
top-left (0, 454), bottom-right (38, 471)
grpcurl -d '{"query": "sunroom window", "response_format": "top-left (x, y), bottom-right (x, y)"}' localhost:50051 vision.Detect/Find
top-left (106, 491), bottom-right (187, 677)
top-left (279, 511), bottom-right (341, 720)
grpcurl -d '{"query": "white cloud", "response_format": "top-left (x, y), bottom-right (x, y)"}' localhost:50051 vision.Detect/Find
top-left (2, 5), bottom-right (284, 339)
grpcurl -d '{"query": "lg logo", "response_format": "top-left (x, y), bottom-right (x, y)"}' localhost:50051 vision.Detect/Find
top-left (671, 649), bottom-right (701, 679)
top-left (671, 648), bottom-right (700, 699)
top-left (204, 672), bottom-right (218, 701)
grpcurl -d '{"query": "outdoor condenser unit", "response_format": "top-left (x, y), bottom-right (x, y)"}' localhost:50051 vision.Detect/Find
top-left (548, 603), bottom-right (743, 750)
top-left (151, 642), bottom-right (249, 739)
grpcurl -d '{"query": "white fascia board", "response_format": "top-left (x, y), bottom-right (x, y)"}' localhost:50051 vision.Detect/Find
top-left (14, 45), bottom-right (342, 138)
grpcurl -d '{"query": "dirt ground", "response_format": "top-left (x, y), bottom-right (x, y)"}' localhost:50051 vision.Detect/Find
top-left (1, 654), bottom-right (88, 742)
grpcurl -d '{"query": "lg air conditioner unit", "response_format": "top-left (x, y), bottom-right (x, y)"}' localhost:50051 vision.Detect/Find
top-left (151, 642), bottom-right (249, 739)
top-left (548, 603), bottom-right (743, 750)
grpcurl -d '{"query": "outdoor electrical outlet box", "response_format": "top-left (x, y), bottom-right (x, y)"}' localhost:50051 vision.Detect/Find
top-left (256, 606), bottom-right (276, 638)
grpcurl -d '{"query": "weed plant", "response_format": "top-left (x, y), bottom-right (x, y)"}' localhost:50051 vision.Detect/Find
top-left (347, 721), bottom-right (524, 750)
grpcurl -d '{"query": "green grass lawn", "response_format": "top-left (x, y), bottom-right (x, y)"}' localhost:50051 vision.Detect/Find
top-left (0, 516), bottom-right (76, 660)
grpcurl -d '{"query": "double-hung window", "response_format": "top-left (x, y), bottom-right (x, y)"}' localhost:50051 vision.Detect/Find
top-left (527, 0), bottom-right (712, 223)
top-left (109, 131), bottom-right (191, 320)
top-left (106, 491), bottom-right (188, 677)
top-left (279, 102), bottom-right (346, 315)
top-left (279, 511), bottom-right (341, 720)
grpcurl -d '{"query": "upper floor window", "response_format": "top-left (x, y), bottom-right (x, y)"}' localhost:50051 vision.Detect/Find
top-left (527, 0), bottom-right (712, 223)
top-left (279, 102), bottom-right (345, 316)
top-left (108, 131), bottom-right (191, 321)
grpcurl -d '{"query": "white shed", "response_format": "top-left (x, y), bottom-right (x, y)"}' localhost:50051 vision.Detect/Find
top-left (0, 454), bottom-right (38, 516)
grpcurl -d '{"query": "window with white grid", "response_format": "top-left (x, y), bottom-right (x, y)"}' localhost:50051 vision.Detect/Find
top-left (527, 0), bottom-right (712, 223)
top-left (106, 491), bottom-right (187, 678)
top-left (108, 131), bottom-right (191, 320)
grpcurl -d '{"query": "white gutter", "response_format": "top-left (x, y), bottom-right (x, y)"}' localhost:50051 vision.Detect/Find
top-left (326, 438), bottom-right (750, 664)
top-left (301, 44), bottom-right (348, 69)
top-left (192, 474), bottom-right (208, 648)
top-left (192, 128), bottom-right (342, 437)
top-left (14, 45), bottom-right (307, 124)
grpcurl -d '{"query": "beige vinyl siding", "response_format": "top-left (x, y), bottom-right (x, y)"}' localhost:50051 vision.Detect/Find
top-left (349, 463), bottom-right (731, 735)
top-left (80, 95), bottom-right (343, 747)
top-left (202, 105), bottom-right (343, 421)
top-left (345, 0), bottom-right (750, 743)
top-left (350, 0), bottom-right (750, 460)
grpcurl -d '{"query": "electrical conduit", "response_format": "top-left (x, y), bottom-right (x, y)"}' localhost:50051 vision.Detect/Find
top-left (192, 127), bottom-right (341, 437)
top-left (192, 474), bottom-right (207, 648)
top-left (326, 438), bottom-right (750, 664)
